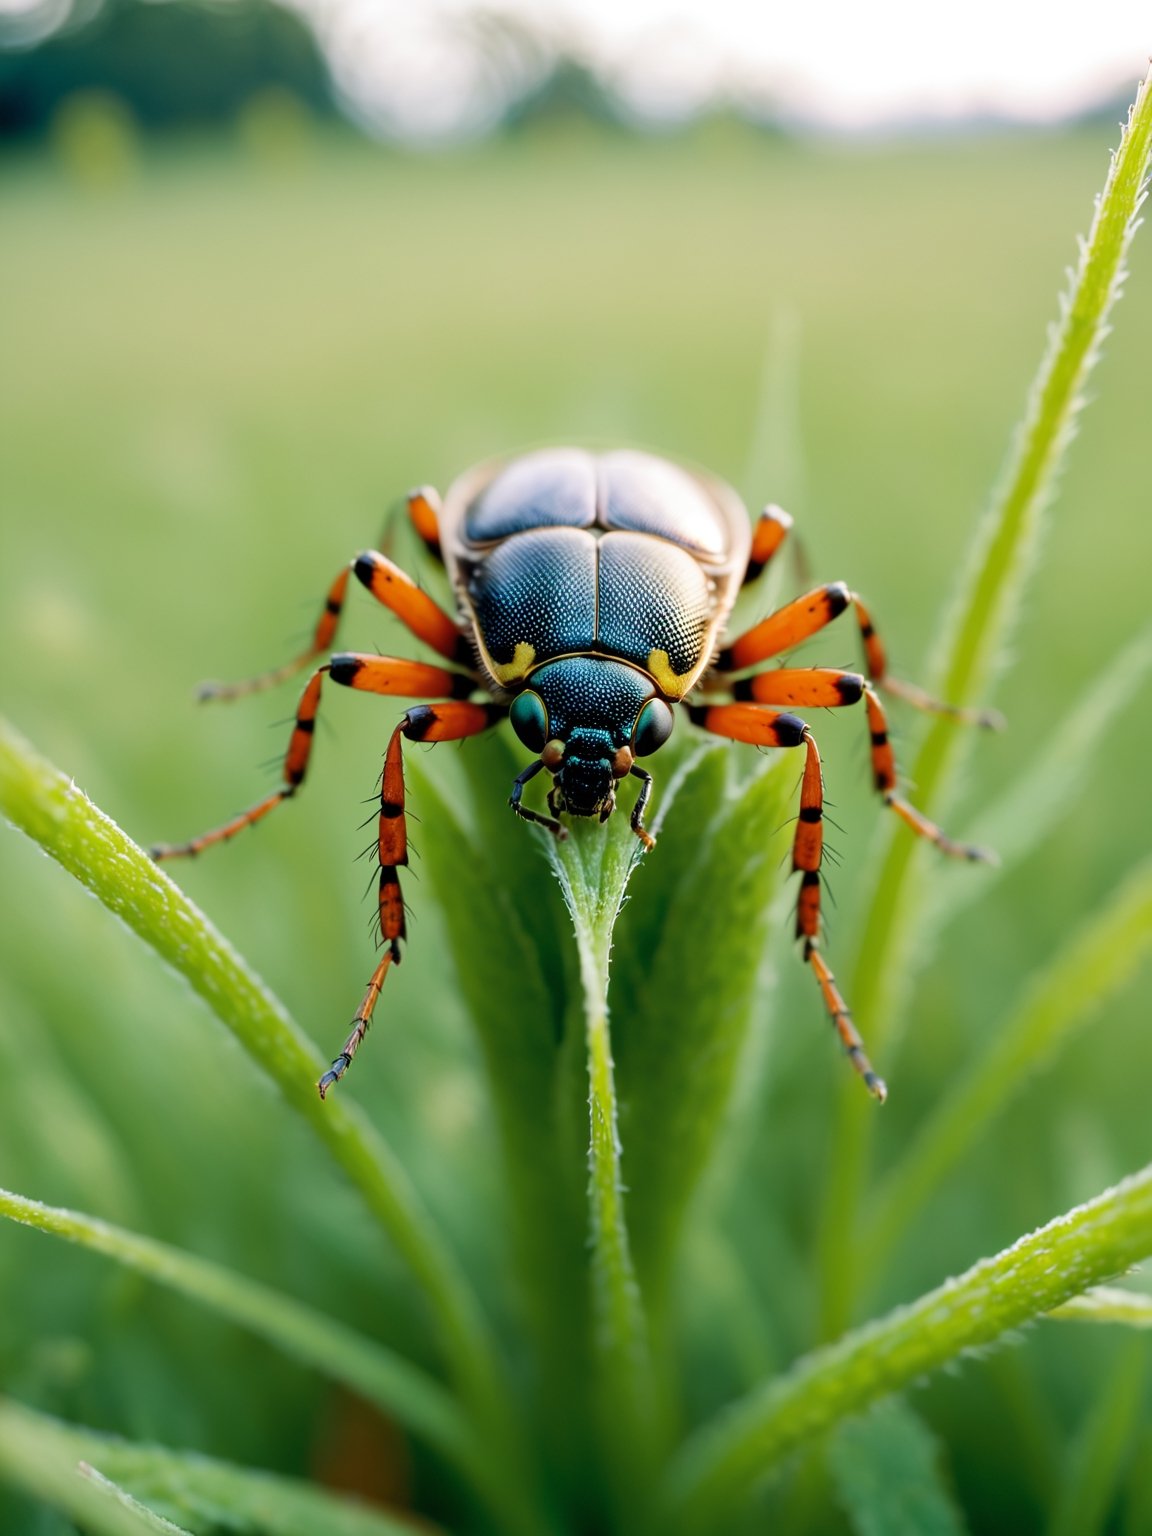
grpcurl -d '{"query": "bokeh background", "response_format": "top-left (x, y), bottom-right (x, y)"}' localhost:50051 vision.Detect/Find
top-left (2, 2), bottom-right (1152, 1531)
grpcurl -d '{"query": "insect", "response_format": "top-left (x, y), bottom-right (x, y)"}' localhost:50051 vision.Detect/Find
top-left (152, 447), bottom-right (996, 1100)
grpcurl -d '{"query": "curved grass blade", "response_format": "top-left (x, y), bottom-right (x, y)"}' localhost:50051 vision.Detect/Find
top-left (0, 718), bottom-right (545, 1536)
top-left (0, 1187), bottom-right (477, 1479)
top-left (663, 1157), bottom-right (1152, 1531)
top-left (0, 1401), bottom-right (191, 1536)
top-left (919, 624), bottom-right (1152, 938)
top-left (78, 1468), bottom-right (193, 1536)
top-left (0, 1400), bottom-right (442, 1536)
top-left (819, 63), bottom-right (1152, 1339)
top-left (1050, 1286), bottom-right (1152, 1328)
top-left (862, 852), bottom-right (1152, 1279)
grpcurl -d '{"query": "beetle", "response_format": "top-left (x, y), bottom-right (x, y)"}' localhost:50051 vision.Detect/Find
top-left (152, 447), bottom-right (996, 1100)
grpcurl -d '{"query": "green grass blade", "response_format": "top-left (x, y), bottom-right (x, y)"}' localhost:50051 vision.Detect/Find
top-left (662, 1157), bottom-right (1152, 1531)
top-left (0, 1401), bottom-right (192, 1536)
top-left (829, 1399), bottom-right (970, 1536)
top-left (71, 1468), bottom-right (192, 1536)
top-left (1046, 1341), bottom-right (1147, 1536)
top-left (0, 718), bottom-right (543, 1535)
top-left (1050, 1287), bottom-right (1152, 1327)
top-left (548, 813), bottom-right (656, 1498)
top-left (0, 1187), bottom-right (475, 1477)
top-left (919, 625), bottom-right (1152, 936)
top-left (818, 63), bottom-right (1152, 1339)
top-left (863, 853), bottom-right (1152, 1277)
top-left (0, 1400), bottom-right (441, 1536)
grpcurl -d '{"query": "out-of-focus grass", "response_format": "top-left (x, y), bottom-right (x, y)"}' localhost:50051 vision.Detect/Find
top-left (2, 111), bottom-right (1152, 1533)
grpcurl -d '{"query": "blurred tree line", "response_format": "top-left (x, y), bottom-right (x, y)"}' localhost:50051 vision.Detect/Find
top-left (1, 0), bottom-right (1126, 154)
top-left (0, 0), bottom-right (694, 147)
top-left (0, 0), bottom-right (338, 139)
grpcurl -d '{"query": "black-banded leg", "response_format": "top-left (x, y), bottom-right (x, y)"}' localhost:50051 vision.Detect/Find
top-left (318, 697), bottom-right (505, 1098)
top-left (717, 581), bottom-right (1001, 729)
top-left (741, 504), bottom-right (794, 586)
top-left (151, 656), bottom-right (470, 861)
top-left (687, 700), bottom-right (886, 1098)
top-left (861, 685), bottom-right (994, 862)
top-left (198, 523), bottom-right (469, 701)
top-left (726, 664), bottom-right (994, 863)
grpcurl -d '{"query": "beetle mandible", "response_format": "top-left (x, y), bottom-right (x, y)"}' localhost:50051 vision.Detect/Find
top-left (153, 447), bottom-right (996, 1100)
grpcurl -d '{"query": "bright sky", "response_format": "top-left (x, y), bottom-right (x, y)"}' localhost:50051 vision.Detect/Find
top-left (2, 0), bottom-right (1147, 138)
top-left (307, 0), bottom-right (1150, 139)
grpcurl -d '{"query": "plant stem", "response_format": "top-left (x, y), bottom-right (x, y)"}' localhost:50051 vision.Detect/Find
top-left (548, 815), bottom-right (656, 1505)
top-left (818, 62), bottom-right (1152, 1341)
top-left (0, 718), bottom-right (547, 1536)
top-left (663, 1158), bottom-right (1152, 1531)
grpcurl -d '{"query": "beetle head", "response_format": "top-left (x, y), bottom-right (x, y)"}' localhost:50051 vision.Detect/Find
top-left (510, 657), bottom-right (674, 819)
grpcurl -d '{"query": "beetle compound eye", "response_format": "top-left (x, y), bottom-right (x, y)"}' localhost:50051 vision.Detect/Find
top-left (632, 698), bottom-right (674, 757)
top-left (510, 689), bottom-right (549, 752)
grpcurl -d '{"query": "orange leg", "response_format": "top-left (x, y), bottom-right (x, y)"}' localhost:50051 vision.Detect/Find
top-left (199, 492), bottom-right (467, 699)
top-left (406, 485), bottom-right (444, 562)
top-left (724, 666), bottom-right (994, 863)
top-left (318, 698), bottom-right (504, 1097)
top-left (689, 701), bottom-right (885, 1099)
top-left (742, 504), bottom-right (794, 586)
top-left (151, 654), bottom-right (468, 861)
top-left (717, 582), bottom-right (1001, 729)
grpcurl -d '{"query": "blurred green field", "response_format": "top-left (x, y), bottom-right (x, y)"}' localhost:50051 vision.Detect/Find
top-left (2, 118), bottom-right (1152, 1534)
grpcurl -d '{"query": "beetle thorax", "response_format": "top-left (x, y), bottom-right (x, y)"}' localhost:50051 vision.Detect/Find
top-left (507, 656), bottom-right (674, 820)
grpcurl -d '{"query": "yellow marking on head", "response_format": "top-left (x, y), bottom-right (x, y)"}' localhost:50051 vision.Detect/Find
top-left (647, 648), bottom-right (692, 698)
top-left (491, 641), bottom-right (537, 685)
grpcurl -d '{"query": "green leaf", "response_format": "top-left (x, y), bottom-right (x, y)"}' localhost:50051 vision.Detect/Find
top-left (863, 852), bottom-right (1152, 1276)
top-left (0, 1187), bottom-right (477, 1479)
top-left (613, 751), bottom-right (792, 1300)
top-left (0, 1400), bottom-right (442, 1536)
top-left (829, 1399), bottom-right (969, 1536)
top-left (662, 1156), bottom-right (1152, 1531)
top-left (818, 61), bottom-right (1152, 1341)
top-left (0, 718), bottom-right (546, 1536)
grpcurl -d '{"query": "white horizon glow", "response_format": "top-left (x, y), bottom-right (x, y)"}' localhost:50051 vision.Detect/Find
top-left (303, 0), bottom-right (1149, 139)
top-left (3, 0), bottom-right (1148, 139)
